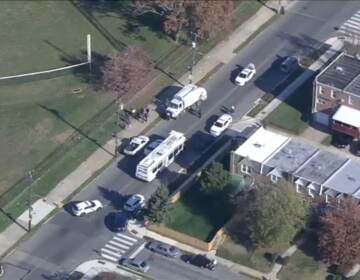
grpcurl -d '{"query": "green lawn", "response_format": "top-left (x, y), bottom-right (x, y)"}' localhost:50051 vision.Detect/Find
top-left (166, 184), bottom-right (232, 242)
top-left (265, 76), bottom-right (314, 135)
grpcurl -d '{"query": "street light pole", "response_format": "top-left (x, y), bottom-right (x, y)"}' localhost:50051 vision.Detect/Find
top-left (28, 171), bottom-right (33, 232)
top-left (189, 31), bottom-right (200, 84)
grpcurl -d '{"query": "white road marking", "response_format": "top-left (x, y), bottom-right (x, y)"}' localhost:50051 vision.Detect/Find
top-left (113, 236), bottom-right (134, 246)
top-left (101, 248), bottom-right (122, 258)
top-left (105, 244), bottom-right (126, 253)
top-left (109, 240), bottom-right (130, 250)
top-left (129, 242), bottom-right (146, 259)
top-left (116, 233), bottom-right (138, 242)
top-left (101, 253), bottom-right (118, 262)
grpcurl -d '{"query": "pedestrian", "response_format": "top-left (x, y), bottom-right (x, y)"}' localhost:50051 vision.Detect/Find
top-left (140, 107), bottom-right (145, 123)
top-left (198, 109), bottom-right (202, 118)
top-left (230, 105), bottom-right (235, 114)
top-left (145, 107), bottom-right (150, 122)
top-left (131, 108), bottom-right (137, 118)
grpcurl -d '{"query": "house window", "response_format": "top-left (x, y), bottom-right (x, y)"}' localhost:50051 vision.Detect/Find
top-left (295, 184), bottom-right (302, 193)
top-left (319, 86), bottom-right (324, 95)
top-left (240, 164), bottom-right (251, 174)
top-left (349, 96), bottom-right (353, 105)
top-left (330, 90), bottom-right (335, 98)
top-left (270, 174), bottom-right (280, 183)
top-left (308, 188), bottom-right (314, 198)
top-left (316, 98), bottom-right (325, 105)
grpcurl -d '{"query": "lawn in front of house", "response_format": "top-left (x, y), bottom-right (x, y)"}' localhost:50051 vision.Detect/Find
top-left (264, 76), bottom-right (314, 135)
top-left (166, 184), bottom-right (232, 242)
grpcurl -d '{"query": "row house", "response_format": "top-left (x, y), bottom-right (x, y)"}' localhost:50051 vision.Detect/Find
top-left (313, 52), bottom-right (360, 138)
top-left (230, 127), bottom-right (360, 203)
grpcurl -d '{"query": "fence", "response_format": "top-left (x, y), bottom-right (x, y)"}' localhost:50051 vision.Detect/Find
top-left (148, 223), bottom-right (226, 252)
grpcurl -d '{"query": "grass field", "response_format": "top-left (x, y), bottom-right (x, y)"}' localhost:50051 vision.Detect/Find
top-left (166, 184), bottom-right (232, 242)
top-left (0, 0), bottom-right (266, 232)
top-left (264, 76), bottom-right (314, 135)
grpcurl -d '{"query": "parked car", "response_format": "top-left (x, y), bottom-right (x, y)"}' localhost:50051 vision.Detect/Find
top-left (144, 138), bottom-right (164, 155)
top-left (353, 140), bottom-right (360, 156)
top-left (113, 211), bottom-right (129, 232)
top-left (235, 63), bottom-right (256, 86)
top-left (331, 133), bottom-right (352, 149)
top-left (120, 257), bottom-right (150, 273)
top-left (210, 114), bottom-right (233, 137)
top-left (185, 254), bottom-right (217, 270)
top-left (124, 194), bottom-right (145, 212)
top-left (147, 241), bottom-right (181, 258)
top-left (280, 56), bottom-right (298, 73)
top-left (71, 200), bottom-right (103, 216)
top-left (123, 136), bottom-right (150, 156)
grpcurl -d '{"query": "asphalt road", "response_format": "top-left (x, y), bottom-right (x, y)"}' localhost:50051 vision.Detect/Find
top-left (4, 1), bottom-right (360, 279)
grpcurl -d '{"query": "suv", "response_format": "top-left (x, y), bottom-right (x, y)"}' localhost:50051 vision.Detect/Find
top-left (120, 257), bottom-right (150, 273)
top-left (331, 133), bottom-right (352, 149)
top-left (147, 241), bottom-right (181, 258)
top-left (185, 254), bottom-right (217, 270)
top-left (124, 194), bottom-right (145, 212)
top-left (71, 200), bottom-right (103, 216)
top-left (280, 56), bottom-right (298, 73)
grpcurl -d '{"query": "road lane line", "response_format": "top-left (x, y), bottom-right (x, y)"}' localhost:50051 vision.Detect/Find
top-left (105, 244), bottom-right (125, 253)
top-left (113, 236), bottom-right (134, 246)
top-left (109, 240), bottom-right (130, 249)
top-left (116, 233), bottom-right (138, 242)
top-left (101, 253), bottom-right (118, 262)
top-left (101, 248), bottom-right (122, 258)
top-left (129, 242), bottom-right (146, 259)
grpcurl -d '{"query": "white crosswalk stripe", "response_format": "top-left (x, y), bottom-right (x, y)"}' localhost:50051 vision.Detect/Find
top-left (339, 10), bottom-right (360, 38)
top-left (100, 233), bottom-right (140, 263)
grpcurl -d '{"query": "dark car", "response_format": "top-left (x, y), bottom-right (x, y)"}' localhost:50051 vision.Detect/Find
top-left (147, 241), bottom-right (181, 258)
top-left (353, 140), bottom-right (360, 156)
top-left (331, 133), bottom-right (352, 149)
top-left (185, 254), bottom-right (217, 270)
top-left (113, 211), bottom-right (128, 232)
top-left (280, 56), bottom-right (298, 73)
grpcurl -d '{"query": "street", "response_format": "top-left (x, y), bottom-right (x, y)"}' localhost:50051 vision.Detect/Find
top-left (3, 1), bottom-right (360, 279)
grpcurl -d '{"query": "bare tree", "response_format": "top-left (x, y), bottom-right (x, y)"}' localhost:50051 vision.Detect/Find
top-left (101, 46), bottom-right (153, 98)
top-left (318, 198), bottom-right (360, 266)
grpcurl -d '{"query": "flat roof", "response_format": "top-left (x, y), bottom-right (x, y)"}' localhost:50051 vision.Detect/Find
top-left (294, 150), bottom-right (348, 185)
top-left (317, 53), bottom-right (360, 92)
top-left (234, 127), bottom-right (289, 163)
top-left (332, 105), bottom-right (360, 127)
top-left (265, 139), bottom-right (318, 173)
top-left (325, 160), bottom-right (360, 196)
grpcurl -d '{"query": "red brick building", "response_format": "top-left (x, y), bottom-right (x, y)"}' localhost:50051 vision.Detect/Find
top-left (313, 53), bottom-right (360, 138)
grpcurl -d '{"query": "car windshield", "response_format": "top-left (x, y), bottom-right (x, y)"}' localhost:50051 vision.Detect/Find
top-left (214, 121), bottom-right (223, 128)
top-left (239, 73), bottom-right (247, 78)
top-left (169, 102), bottom-right (179, 109)
top-left (127, 142), bottom-right (139, 151)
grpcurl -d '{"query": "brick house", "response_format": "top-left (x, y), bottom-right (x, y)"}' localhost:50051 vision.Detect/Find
top-left (313, 52), bottom-right (360, 138)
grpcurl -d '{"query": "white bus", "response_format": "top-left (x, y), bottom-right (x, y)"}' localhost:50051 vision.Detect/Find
top-left (135, 131), bottom-right (186, 182)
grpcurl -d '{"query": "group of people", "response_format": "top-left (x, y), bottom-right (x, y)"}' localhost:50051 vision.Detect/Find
top-left (130, 107), bottom-right (150, 123)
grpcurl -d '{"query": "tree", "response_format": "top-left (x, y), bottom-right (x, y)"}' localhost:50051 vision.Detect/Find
top-left (317, 198), bottom-right (360, 266)
top-left (146, 185), bottom-right (172, 223)
top-left (101, 46), bottom-right (153, 98)
top-left (199, 162), bottom-right (230, 196)
top-left (234, 182), bottom-right (308, 248)
top-left (133, 0), bottom-right (234, 41)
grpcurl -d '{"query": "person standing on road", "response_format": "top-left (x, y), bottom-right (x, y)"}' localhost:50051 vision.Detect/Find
top-left (230, 105), bottom-right (235, 114)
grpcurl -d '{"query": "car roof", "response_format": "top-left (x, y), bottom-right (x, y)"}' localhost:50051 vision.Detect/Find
top-left (217, 114), bottom-right (232, 123)
top-left (132, 135), bottom-right (148, 143)
top-left (131, 258), bottom-right (147, 265)
top-left (75, 201), bottom-right (92, 208)
top-left (126, 194), bottom-right (142, 204)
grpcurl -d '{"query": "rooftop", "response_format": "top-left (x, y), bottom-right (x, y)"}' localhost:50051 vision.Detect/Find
top-left (264, 139), bottom-right (318, 173)
top-left (234, 127), bottom-right (289, 163)
top-left (332, 105), bottom-right (360, 127)
top-left (324, 160), bottom-right (360, 198)
top-left (317, 53), bottom-right (360, 95)
top-left (294, 150), bottom-right (348, 185)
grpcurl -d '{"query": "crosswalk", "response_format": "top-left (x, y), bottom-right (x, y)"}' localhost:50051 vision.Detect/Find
top-left (338, 10), bottom-right (360, 38)
top-left (100, 232), bottom-right (140, 263)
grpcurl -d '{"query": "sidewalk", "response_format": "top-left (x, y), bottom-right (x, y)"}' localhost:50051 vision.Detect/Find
top-left (0, 0), bottom-right (295, 261)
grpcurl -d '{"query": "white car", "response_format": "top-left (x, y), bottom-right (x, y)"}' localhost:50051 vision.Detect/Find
top-left (123, 135), bottom-right (150, 156)
top-left (144, 138), bottom-right (164, 155)
top-left (72, 200), bottom-right (103, 216)
top-left (235, 63), bottom-right (256, 86)
top-left (124, 194), bottom-right (145, 212)
top-left (210, 114), bottom-right (232, 137)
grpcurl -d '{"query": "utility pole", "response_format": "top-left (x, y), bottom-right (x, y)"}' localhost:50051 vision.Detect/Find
top-left (189, 31), bottom-right (201, 84)
top-left (28, 170), bottom-right (33, 232)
